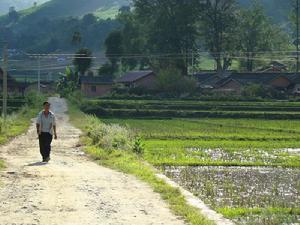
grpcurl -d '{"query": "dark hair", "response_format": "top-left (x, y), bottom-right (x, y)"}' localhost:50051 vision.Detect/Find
top-left (43, 101), bottom-right (50, 106)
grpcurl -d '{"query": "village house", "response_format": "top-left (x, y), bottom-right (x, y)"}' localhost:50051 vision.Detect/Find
top-left (194, 71), bottom-right (298, 93)
top-left (115, 71), bottom-right (157, 89)
top-left (257, 61), bottom-right (288, 72)
top-left (80, 76), bottom-right (113, 97)
top-left (0, 67), bottom-right (28, 96)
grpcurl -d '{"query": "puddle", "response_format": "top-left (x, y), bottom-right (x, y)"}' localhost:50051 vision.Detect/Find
top-left (283, 148), bottom-right (300, 156)
top-left (161, 166), bottom-right (300, 224)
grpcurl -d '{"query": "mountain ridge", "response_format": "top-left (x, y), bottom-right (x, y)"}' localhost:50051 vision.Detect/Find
top-left (0, 0), bottom-right (48, 15)
top-left (0, 0), bottom-right (293, 24)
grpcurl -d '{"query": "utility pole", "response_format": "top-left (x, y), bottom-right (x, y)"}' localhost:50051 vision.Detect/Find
top-left (2, 42), bottom-right (8, 118)
top-left (38, 56), bottom-right (41, 93)
top-left (297, 0), bottom-right (299, 74)
top-left (191, 50), bottom-right (195, 76)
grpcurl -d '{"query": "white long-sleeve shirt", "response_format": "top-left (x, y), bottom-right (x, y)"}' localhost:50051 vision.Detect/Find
top-left (36, 111), bottom-right (56, 135)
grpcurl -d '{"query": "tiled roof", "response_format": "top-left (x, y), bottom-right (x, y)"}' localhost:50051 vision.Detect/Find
top-left (193, 72), bottom-right (216, 83)
top-left (116, 71), bottom-right (154, 83)
top-left (229, 72), bottom-right (296, 85)
top-left (196, 71), bottom-right (299, 88)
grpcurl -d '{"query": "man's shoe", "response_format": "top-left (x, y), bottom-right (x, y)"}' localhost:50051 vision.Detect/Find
top-left (45, 157), bottom-right (50, 162)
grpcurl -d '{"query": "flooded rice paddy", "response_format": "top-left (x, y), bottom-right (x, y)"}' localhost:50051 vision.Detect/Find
top-left (162, 166), bottom-right (300, 225)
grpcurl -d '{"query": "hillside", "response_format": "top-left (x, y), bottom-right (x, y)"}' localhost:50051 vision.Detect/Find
top-left (238, 0), bottom-right (293, 25)
top-left (0, 0), bottom-right (48, 15)
top-left (0, 0), bottom-right (292, 52)
top-left (20, 0), bottom-right (129, 19)
top-left (0, 0), bottom-right (131, 52)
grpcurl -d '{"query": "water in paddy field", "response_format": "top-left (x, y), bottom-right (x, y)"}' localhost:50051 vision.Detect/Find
top-left (162, 166), bottom-right (300, 225)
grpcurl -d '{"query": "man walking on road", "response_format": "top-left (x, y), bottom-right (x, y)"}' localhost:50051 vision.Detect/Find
top-left (36, 102), bottom-right (57, 162)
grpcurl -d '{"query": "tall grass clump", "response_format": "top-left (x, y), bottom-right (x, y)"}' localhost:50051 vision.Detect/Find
top-left (0, 116), bottom-right (13, 134)
top-left (85, 115), bottom-right (134, 152)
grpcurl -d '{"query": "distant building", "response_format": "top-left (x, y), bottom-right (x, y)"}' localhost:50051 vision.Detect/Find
top-left (257, 61), bottom-right (288, 72)
top-left (0, 67), bottom-right (27, 96)
top-left (194, 71), bottom-right (298, 93)
top-left (80, 76), bottom-right (113, 97)
top-left (116, 71), bottom-right (157, 89)
top-left (25, 81), bottom-right (56, 94)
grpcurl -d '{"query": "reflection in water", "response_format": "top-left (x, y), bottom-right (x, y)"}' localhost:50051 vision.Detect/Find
top-left (162, 166), bottom-right (300, 225)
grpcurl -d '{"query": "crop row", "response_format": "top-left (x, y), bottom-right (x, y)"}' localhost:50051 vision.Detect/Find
top-left (82, 107), bottom-right (300, 120)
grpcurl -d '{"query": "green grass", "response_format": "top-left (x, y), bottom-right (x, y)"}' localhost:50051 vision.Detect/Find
top-left (0, 111), bottom-right (32, 144)
top-left (67, 101), bottom-right (215, 225)
top-left (217, 207), bottom-right (300, 218)
top-left (0, 95), bottom-right (42, 145)
top-left (198, 56), bottom-right (240, 70)
top-left (76, 98), bottom-right (300, 224)
top-left (82, 99), bottom-right (300, 120)
top-left (102, 118), bottom-right (300, 167)
top-left (0, 93), bottom-right (45, 172)
top-left (93, 6), bottom-right (120, 19)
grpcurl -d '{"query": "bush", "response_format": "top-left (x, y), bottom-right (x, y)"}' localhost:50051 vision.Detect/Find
top-left (241, 84), bottom-right (287, 100)
top-left (85, 115), bottom-right (134, 151)
top-left (156, 68), bottom-right (197, 96)
top-left (132, 137), bottom-right (144, 155)
top-left (24, 91), bottom-right (45, 108)
top-left (67, 91), bottom-right (83, 106)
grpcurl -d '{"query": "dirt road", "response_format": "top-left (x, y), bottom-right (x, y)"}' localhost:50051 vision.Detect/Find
top-left (0, 97), bottom-right (185, 225)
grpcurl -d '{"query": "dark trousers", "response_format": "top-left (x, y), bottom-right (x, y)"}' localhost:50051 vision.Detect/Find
top-left (39, 132), bottom-right (53, 160)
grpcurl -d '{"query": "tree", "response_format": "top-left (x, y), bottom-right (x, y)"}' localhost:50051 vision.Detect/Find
top-left (200, 0), bottom-right (239, 72)
top-left (72, 31), bottom-right (82, 47)
top-left (105, 30), bottom-right (123, 72)
top-left (116, 9), bottom-right (146, 71)
top-left (73, 48), bottom-right (93, 75)
top-left (81, 14), bottom-right (97, 27)
top-left (133, 0), bottom-right (200, 75)
top-left (239, 1), bottom-right (288, 71)
top-left (98, 63), bottom-right (115, 80)
top-left (8, 7), bottom-right (19, 23)
top-left (156, 67), bottom-right (197, 95)
top-left (57, 67), bottom-right (79, 97)
top-left (291, 0), bottom-right (300, 72)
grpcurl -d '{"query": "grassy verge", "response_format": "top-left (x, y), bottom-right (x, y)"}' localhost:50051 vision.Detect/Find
top-left (0, 111), bottom-right (34, 145)
top-left (0, 103), bottom-right (42, 144)
top-left (217, 207), bottom-right (300, 218)
top-left (0, 92), bottom-right (45, 170)
top-left (67, 101), bottom-right (215, 225)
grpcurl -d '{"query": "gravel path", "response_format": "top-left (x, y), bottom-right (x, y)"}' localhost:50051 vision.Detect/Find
top-left (0, 97), bottom-right (186, 225)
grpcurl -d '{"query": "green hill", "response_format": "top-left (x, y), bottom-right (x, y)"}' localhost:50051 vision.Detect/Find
top-left (0, 0), bottom-right (48, 15)
top-left (238, 0), bottom-right (293, 25)
top-left (0, 0), bottom-right (293, 52)
top-left (19, 0), bottom-right (129, 19)
top-left (0, 0), bottom-right (130, 52)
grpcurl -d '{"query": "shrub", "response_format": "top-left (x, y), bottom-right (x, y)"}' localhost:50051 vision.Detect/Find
top-left (0, 114), bottom-right (16, 134)
top-left (24, 91), bottom-right (45, 108)
top-left (132, 137), bottom-right (144, 155)
top-left (242, 84), bottom-right (266, 98)
top-left (68, 91), bottom-right (83, 106)
top-left (156, 68), bottom-right (197, 96)
top-left (85, 115), bottom-right (134, 151)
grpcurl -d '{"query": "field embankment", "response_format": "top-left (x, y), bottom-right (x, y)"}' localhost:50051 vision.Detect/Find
top-left (0, 97), bottom-right (192, 225)
top-left (77, 98), bottom-right (300, 225)
top-left (81, 99), bottom-right (300, 120)
top-left (68, 101), bottom-right (217, 225)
